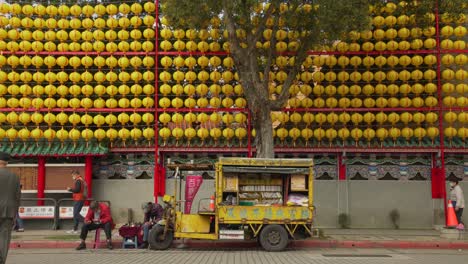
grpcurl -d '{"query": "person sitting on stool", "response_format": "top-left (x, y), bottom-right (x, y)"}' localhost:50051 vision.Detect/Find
top-left (76, 201), bottom-right (114, 250)
top-left (139, 202), bottom-right (164, 249)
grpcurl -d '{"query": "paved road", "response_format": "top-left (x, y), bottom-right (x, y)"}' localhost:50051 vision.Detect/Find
top-left (7, 248), bottom-right (468, 264)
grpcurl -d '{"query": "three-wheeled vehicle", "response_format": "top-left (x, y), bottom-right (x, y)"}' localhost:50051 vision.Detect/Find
top-left (148, 157), bottom-right (315, 251)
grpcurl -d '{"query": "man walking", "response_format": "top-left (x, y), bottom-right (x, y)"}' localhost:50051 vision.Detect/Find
top-left (67, 170), bottom-right (86, 234)
top-left (0, 152), bottom-right (20, 264)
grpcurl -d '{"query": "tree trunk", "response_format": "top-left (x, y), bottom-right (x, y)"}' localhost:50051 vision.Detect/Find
top-left (252, 105), bottom-right (274, 158)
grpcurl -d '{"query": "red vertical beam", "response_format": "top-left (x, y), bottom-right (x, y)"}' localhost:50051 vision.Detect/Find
top-left (338, 154), bottom-right (346, 180)
top-left (37, 157), bottom-right (46, 206)
top-left (434, 1), bottom-right (447, 226)
top-left (84, 156), bottom-right (93, 205)
top-left (154, 0), bottom-right (160, 201)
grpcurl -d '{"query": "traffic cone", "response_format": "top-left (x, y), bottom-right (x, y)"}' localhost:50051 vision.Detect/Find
top-left (209, 195), bottom-right (215, 211)
top-left (447, 200), bottom-right (458, 228)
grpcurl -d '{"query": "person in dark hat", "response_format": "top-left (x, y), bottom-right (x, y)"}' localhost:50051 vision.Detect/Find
top-left (0, 152), bottom-right (20, 264)
top-left (138, 202), bottom-right (164, 249)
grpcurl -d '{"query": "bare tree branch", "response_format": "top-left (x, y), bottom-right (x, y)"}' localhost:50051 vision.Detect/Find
top-left (271, 35), bottom-right (312, 110)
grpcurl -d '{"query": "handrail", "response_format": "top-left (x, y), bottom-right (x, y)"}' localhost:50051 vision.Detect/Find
top-left (56, 198), bottom-right (94, 230)
top-left (19, 198), bottom-right (58, 230)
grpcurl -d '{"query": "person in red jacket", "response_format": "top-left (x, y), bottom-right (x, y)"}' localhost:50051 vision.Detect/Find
top-left (76, 201), bottom-right (113, 250)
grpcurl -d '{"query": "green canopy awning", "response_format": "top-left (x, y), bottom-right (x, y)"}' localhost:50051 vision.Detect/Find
top-left (0, 139), bottom-right (108, 157)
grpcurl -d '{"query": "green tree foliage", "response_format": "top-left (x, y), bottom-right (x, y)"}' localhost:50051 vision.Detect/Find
top-left (161, 0), bottom-right (467, 158)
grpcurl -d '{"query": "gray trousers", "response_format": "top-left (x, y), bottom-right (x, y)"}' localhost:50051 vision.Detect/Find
top-left (0, 218), bottom-right (13, 264)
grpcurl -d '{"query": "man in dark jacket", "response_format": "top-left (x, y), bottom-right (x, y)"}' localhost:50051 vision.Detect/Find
top-left (0, 152), bottom-right (20, 264)
top-left (76, 201), bottom-right (114, 250)
top-left (66, 170), bottom-right (85, 234)
top-left (138, 202), bottom-right (164, 249)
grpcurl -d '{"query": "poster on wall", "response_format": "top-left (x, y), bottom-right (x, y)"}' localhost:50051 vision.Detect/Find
top-left (18, 206), bottom-right (55, 219)
top-left (184, 175), bottom-right (203, 214)
top-left (59, 206), bottom-right (89, 219)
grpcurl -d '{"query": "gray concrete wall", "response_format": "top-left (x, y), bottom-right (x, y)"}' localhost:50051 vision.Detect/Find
top-left (347, 181), bottom-right (433, 229)
top-left (21, 180), bottom-right (468, 229)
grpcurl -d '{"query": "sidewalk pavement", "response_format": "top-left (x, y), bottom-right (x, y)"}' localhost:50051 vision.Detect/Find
top-left (9, 228), bottom-right (468, 250)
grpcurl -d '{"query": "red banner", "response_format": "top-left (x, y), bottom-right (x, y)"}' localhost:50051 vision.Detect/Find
top-left (184, 175), bottom-right (203, 214)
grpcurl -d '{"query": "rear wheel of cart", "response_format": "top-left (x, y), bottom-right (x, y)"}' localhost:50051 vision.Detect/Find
top-left (259, 224), bottom-right (289, 251)
top-left (148, 225), bottom-right (174, 250)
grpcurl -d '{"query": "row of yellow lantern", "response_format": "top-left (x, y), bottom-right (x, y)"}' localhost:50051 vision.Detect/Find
top-left (0, 40), bottom-right (155, 53)
top-left (0, 127), bottom-right (155, 142)
top-left (160, 54), bottom-right (467, 70)
top-left (1, 28), bottom-right (156, 42)
top-left (157, 111), bottom-right (468, 126)
top-left (6, 111), bottom-right (467, 127)
top-left (0, 84), bottom-right (155, 96)
top-left (0, 112), bottom-right (155, 126)
top-left (5, 68), bottom-right (467, 86)
top-left (178, 83), bottom-right (434, 98)
top-left (0, 16), bottom-right (155, 30)
top-left (157, 69), bottom-right (466, 84)
top-left (157, 126), bottom-right (465, 142)
top-left (159, 23), bottom-right (467, 42)
top-left (159, 38), bottom-right (466, 52)
top-left (1, 125), bottom-right (466, 143)
top-left (1, 80), bottom-right (465, 98)
top-left (0, 96), bottom-right (155, 109)
top-left (158, 82), bottom-right (464, 97)
top-left (0, 55), bottom-right (155, 69)
top-left (0, 3), bottom-right (156, 17)
top-left (157, 96), bottom-right (468, 109)
top-left (0, 70), bottom-right (155, 84)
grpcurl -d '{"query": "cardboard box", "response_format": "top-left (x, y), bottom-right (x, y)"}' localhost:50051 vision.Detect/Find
top-left (291, 174), bottom-right (307, 191)
top-left (224, 175), bottom-right (238, 191)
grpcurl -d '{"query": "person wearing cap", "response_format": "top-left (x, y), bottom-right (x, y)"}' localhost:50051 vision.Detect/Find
top-left (138, 202), bottom-right (164, 249)
top-left (449, 178), bottom-right (465, 229)
top-left (66, 170), bottom-right (86, 234)
top-left (76, 201), bottom-right (114, 250)
top-left (0, 152), bottom-right (20, 264)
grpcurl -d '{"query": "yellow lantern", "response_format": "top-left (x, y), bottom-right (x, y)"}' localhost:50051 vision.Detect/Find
top-left (338, 128), bottom-right (350, 142)
top-left (56, 128), bottom-right (69, 141)
top-left (350, 128), bottom-right (363, 142)
top-left (116, 128), bottom-right (130, 142)
top-left (389, 127), bottom-right (401, 140)
top-left (184, 128), bottom-right (197, 142)
top-left (376, 128), bottom-right (388, 142)
top-left (159, 127), bottom-right (171, 141)
top-left (143, 128), bottom-right (155, 141)
top-left (427, 127), bottom-right (440, 141)
top-left (198, 128), bottom-right (210, 141)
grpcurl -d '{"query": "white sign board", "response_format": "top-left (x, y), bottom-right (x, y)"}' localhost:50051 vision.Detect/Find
top-left (18, 206), bottom-right (55, 219)
top-left (59, 206), bottom-right (89, 219)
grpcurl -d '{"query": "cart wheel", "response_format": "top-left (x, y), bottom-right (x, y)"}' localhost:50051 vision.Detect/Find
top-left (148, 225), bottom-right (174, 250)
top-left (259, 225), bottom-right (289, 252)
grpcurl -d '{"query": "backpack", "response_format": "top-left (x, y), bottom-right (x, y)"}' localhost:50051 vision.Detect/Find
top-left (80, 179), bottom-right (88, 200)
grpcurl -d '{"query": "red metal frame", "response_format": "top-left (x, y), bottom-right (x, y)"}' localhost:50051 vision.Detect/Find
top-left (434, 2), bottom-right (448, 226)
top-left (85, 156), bottom-right (93, 206)
top-left (154, 0), bottom-right (160, 200)
top-left (0, 1), bottom-right (465, 211)
top-left (37, 157), bottom-right (46, 206)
